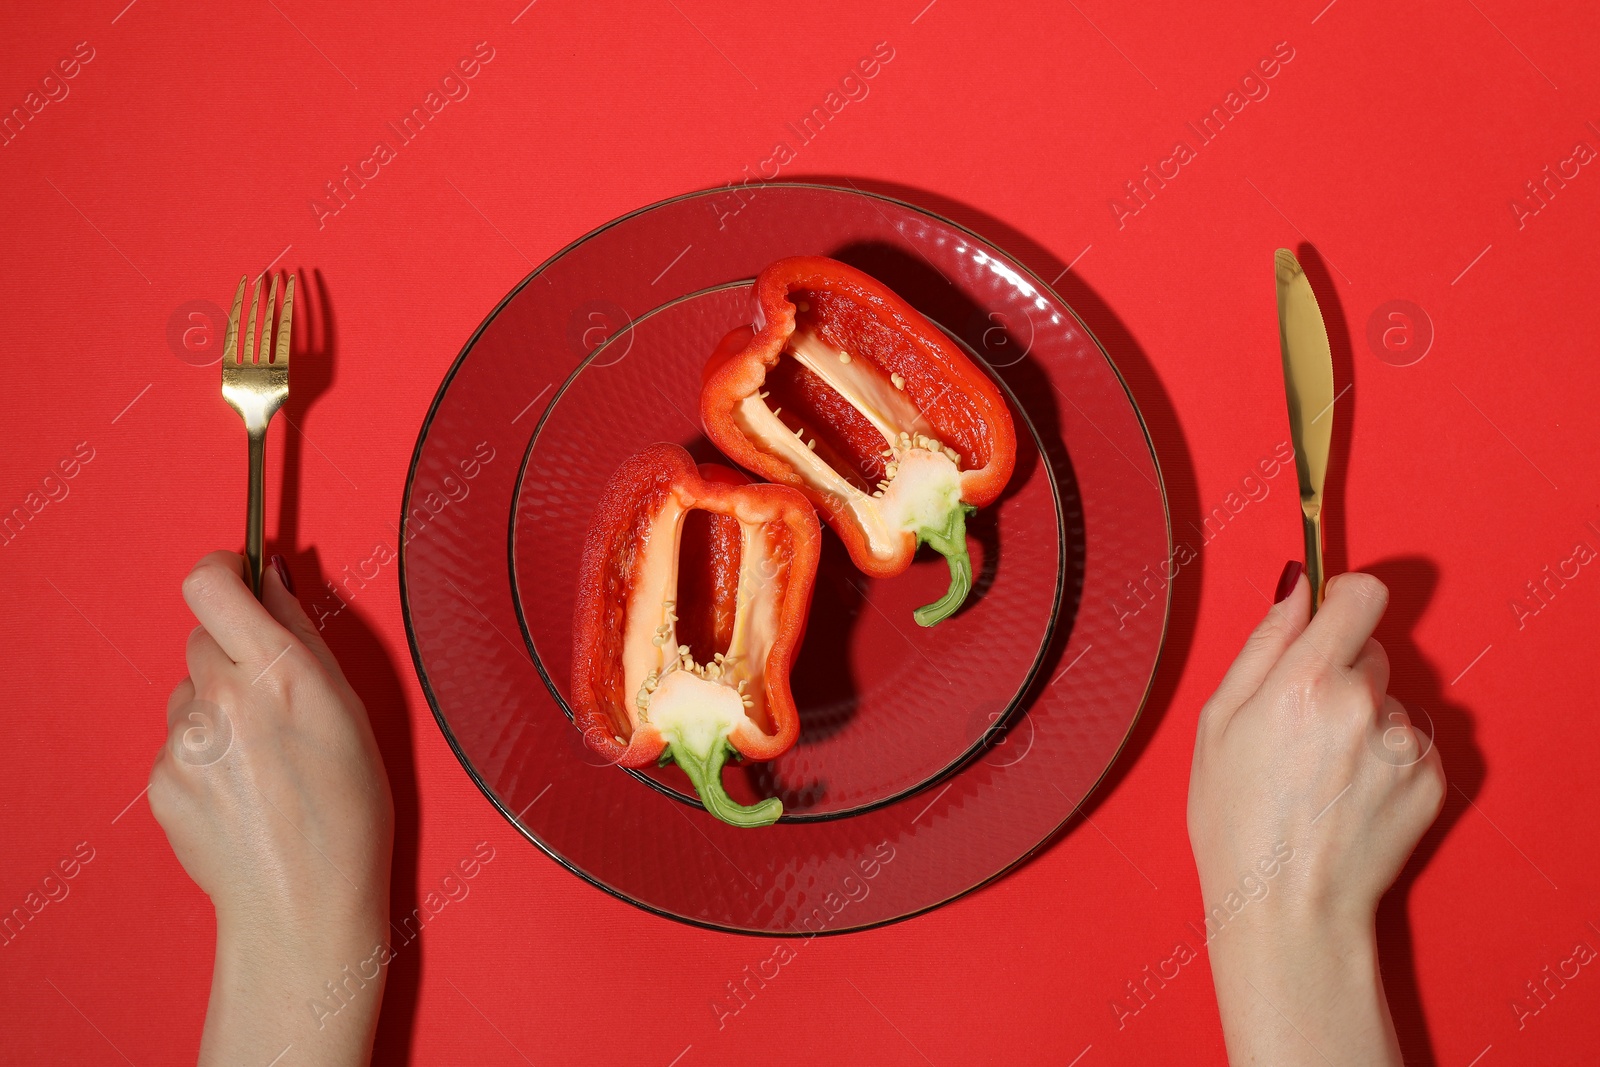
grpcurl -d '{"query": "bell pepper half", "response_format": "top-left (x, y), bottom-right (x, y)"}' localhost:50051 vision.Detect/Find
top-left (569, 443), bottom-right (820, 828)
top-left (701, 256), bottom-right (1017, 626)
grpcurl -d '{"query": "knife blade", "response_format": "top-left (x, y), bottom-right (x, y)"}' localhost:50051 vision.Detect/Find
top-left (1274, 248), bottom-right (1335, 612)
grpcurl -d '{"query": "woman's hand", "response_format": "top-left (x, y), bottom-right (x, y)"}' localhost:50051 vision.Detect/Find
top-left (149, 552), bottom-right (393, 1067)
top-left (1187, 567), bottom-right (1445, 1066)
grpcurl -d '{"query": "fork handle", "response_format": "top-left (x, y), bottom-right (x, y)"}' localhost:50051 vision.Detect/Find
top-left (245, 426), bottom-right (267, 597)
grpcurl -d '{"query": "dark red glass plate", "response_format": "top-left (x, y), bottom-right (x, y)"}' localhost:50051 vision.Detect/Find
top-left (509, 282), bottom-right (1064, 820)
top-left (400, 184), bottom-right (1169, 934)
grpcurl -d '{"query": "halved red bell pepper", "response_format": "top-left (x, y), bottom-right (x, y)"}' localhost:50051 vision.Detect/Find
top-left (701, 256), bottom-right (1017, 626)
top-left (570, 443), bottom-right (820, 827)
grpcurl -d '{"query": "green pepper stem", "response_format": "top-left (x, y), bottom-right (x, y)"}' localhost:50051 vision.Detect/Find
top-left (913, 504), bottom-right (976, 627)
top-left (667, 737), bottom-right (783, 828)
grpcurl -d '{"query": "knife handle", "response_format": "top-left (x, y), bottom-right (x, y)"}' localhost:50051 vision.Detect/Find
top-left (1302, 511), bottom-right (1325, 614)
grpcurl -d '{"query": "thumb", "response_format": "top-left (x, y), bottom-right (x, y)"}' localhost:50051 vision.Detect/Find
top-left (262, 555), bottom-right (346, 682)
top-left (1202, 562), bottom-right (1310, 729)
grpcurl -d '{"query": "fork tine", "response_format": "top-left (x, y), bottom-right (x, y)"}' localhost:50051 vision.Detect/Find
top-left (298, 269), bottom-right (316, 352)
top-left (222, 275), bottom-right (246, 366)
top-left (262, 273), bottom-right (279, 364)
top-left (274, 273), bottom-right (294, 365)
top-left (245, 274), bottom-right (262, 365)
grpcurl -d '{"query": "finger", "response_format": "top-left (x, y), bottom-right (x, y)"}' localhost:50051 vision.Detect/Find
top-left (260, 558), bottom-right (346, 681)
top-left (1373, 695), bottom-right (1430, 767)
top-left (1350, 637), bottom-right (1390, 704)
top-left (1419, 729), bottom-right (1447, 815)
top-left (185, 625), bottom-right (233, 686)
top-left (181, 551), bottom-right (299, 665)
top-left (1204, 569), bottom-right (1310, 723)
top-left (166, 677), bottom-right (196, 730)
top-left (1292, 571), bottom-right (1389, 670)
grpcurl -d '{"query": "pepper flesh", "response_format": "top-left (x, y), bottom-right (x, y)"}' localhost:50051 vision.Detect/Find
top-left (701, 256), bottom-right (1017, 625)
top-left (569, 443), bottom-right (820, 827)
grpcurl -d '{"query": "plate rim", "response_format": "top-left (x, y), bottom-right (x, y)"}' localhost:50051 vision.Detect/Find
top-left (397, 181), bottom-right (1173, 934)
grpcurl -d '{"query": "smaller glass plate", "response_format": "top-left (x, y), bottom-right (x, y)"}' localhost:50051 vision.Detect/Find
top-left (510, 281), bottom-right (1064, 820)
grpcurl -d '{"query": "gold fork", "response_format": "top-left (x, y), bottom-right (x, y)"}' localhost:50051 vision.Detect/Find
top-left (221, 272), bottom-right (293, 596)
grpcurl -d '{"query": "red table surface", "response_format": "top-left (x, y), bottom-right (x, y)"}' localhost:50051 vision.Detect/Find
top-left (3, 1), bottom-right (1598, 1064)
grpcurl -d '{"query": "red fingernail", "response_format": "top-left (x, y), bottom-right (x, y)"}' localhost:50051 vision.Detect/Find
top-left (1274, 560), bottom-right (1304, 603)
top-left (270, 554), bottom-right (296, 596)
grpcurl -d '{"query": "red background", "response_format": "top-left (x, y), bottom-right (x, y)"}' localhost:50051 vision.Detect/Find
top-left (3, 1), bottom-right (1598, 1064)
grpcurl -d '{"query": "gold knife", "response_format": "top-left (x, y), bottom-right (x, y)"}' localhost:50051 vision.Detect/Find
top-left (1274, 249), bottom-right (1334, 613)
